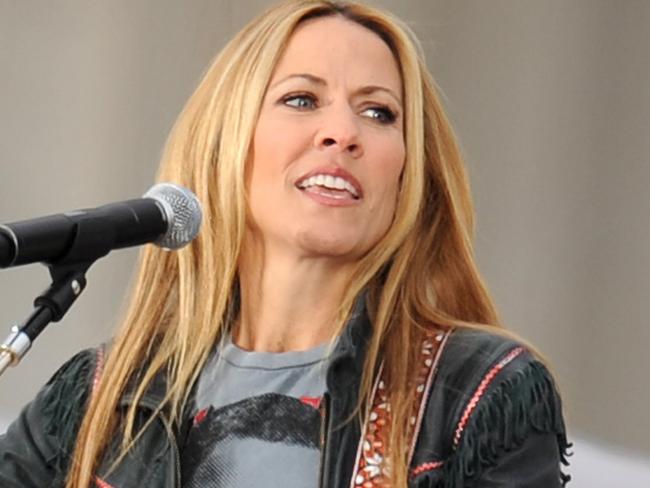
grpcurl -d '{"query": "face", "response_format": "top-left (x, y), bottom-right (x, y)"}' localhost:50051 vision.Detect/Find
top-left (247, 16), bottom-right (405, 262)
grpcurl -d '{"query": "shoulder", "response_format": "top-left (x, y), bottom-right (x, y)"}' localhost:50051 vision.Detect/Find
top-left (42, 346), bottom-right (104, 419)
top-left (0, 347), bottom-right (104, 486)
top-left (410, 327), bottom-right (571, 486)
top-left (45, 346), bottom-right (103, 390)
top-left (437, 327), bottom-right (527, 382)
top-left (436, 327), bottom-right (567, 447)
top-left (31, 347), bottom-right (103, 469)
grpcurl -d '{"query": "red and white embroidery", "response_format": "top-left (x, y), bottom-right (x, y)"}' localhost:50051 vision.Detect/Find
top-left (407, 331), bottom-right (449, 463)
top-left (95, 477), bottom-right (116, 488)
top-left (92, 347), bottom-right (105, 395)
top-left (410, 460), bottom-right (444, 477)
top-left (453, 346), bottom-right (525, 446)
top-left (90, 351), bottom-right (112, 488)
top-left (350, 329), bottom-right (450, 487)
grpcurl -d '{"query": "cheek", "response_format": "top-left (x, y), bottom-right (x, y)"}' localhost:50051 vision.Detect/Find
top-left (377, 140), bottom-right (406, 207)
top-left (364, 139), bottom-right (405, 243)
top-left (249, 120), bottom-right (286, 197)
top-left (247, 130), bottom-right (275, 228)
top-left (250, 113), bottom-right (307, 190)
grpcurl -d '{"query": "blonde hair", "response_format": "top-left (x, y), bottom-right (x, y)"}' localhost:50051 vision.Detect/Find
top-left (66, 1), bottom-right (501, 486)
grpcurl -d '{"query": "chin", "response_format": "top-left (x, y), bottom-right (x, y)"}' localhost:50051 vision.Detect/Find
top-left (295, 231), bottom-right (369, 260)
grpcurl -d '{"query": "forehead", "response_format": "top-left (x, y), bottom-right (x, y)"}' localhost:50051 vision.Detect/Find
top-left (270, 16), bottom-right (402, 95)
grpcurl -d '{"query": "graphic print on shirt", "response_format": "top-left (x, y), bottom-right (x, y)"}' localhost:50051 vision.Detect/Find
top-left (182, 393), bottom-right (322, 487)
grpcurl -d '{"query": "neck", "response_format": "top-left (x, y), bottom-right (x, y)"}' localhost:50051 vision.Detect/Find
top-left (235, 243), bottom-right (354, 353)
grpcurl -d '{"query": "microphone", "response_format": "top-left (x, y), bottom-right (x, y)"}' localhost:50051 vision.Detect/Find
top-left (0, 182), bottom-right (202, 268)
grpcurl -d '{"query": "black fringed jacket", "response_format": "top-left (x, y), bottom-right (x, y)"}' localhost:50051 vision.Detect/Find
top-left (0, 306), bottom-right (571, 487)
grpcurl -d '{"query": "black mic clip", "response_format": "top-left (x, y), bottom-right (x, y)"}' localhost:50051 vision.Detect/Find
top-left (20, 206), bottom-right (118, 336)
top-left (0, 218), bottom-right (106, 377)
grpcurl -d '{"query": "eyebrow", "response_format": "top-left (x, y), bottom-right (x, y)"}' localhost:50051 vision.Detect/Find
top-left (269, 73), bottom-right (403, 106)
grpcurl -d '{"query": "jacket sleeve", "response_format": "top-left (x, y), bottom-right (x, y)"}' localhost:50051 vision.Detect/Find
top-left (468, 432), bottom-right (566, 487)
top-left (410, 330), bottom-right (572, 488)
top-left (444, 347), bottom-right (572, 488)
top-left (0, 348), bottom-right (97, 488)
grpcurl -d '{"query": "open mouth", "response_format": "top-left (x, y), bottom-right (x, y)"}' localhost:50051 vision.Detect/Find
top-left (296, 174), bottom-right (361, 200)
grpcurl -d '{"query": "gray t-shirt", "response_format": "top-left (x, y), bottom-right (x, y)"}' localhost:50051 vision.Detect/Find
top-left (181, 337), bottom-right (330, 487)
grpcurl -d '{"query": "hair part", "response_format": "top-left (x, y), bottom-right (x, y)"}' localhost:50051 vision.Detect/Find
top-left (66, 2), bottom-right (503, 486)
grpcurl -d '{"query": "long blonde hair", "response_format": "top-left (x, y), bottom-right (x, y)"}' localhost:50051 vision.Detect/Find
top-left (66, 1), bottom-right (500, 486)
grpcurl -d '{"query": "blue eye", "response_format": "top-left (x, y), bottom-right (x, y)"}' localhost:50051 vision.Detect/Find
top-left (283, 94), bottom-right (317, 110)
top-left (361, 106), bottom-right (397, 124)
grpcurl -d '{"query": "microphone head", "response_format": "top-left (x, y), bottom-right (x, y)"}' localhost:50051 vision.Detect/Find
top-left (144, 183), bottom-right (202, 250)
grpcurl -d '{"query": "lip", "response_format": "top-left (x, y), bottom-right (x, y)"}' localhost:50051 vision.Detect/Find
top-left (294, 165), bottom-right (364, 199)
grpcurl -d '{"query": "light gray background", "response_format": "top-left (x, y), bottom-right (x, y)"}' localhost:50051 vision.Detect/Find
top-left (1, 1), bottom-right (649, 484)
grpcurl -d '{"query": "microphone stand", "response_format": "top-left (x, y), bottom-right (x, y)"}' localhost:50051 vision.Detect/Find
top-left (0, 261), bottom-right (91, 377)
top-left (0, 214), bottom-right (112, 377)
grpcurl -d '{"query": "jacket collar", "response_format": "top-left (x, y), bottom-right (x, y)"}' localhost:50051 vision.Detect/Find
top-left (326, 291), bottom-right (373, 398)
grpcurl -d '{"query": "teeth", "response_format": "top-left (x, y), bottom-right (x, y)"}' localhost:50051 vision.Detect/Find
top-left (298, 174), bottom-right (359, 197)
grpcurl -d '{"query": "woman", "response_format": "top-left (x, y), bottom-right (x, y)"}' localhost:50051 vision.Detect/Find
top-left (0, 1), bottom-right (571, 487)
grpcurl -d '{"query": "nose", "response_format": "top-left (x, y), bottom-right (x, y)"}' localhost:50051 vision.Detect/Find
top-left (314, 104), bottom-right (364, 159)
